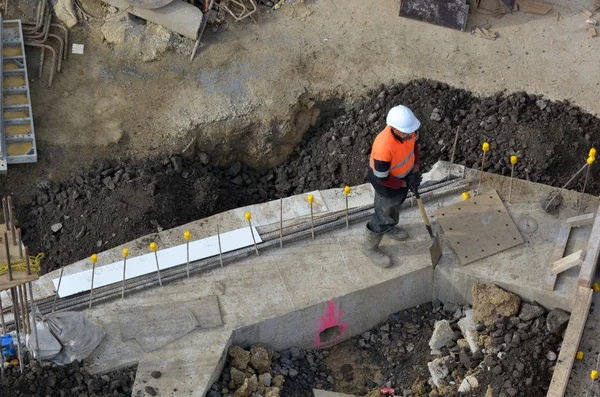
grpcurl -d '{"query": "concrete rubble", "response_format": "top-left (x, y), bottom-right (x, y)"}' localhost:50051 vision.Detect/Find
top-left (472, 284), bottom-right (521, 325)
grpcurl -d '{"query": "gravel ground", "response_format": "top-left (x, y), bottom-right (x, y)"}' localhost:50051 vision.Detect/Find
top-left (6, 79), bottom-right (599, 273)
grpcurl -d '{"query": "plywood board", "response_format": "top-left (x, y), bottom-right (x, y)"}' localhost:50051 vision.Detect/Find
top-left (552, 249), bottom-right (585, 275)
top-left (547, 287), bottom-right (593, 397)
top-left (543, 223), bottom-right (571, 291)
top-left (399, 0), bottom-right (469, 32)
top-left (0, 271), bottom-right (38, 291)
top-left (434, 190), bottom-right (524, 265)
top-left (53, 226), bottom-right (263, 298)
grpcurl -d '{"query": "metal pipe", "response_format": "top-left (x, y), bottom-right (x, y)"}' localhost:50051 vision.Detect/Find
top-left (25, 247), bottom-right (40, 363)
top-left (10, 289), bottom-right (24, 373)
top-left (24, 42), bottom-right (55, 87)
top-left (50, 23), bottom-right (68, 60)
top-left (7, 196), bottom-right (16, 245)
top-left (47, 33), bottom-right (63, 72)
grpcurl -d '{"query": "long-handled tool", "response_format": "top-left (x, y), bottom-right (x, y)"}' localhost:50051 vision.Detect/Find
top-left (411, 186), bottom-right (442, 267)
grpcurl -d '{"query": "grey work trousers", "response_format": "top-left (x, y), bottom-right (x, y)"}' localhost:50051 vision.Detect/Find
top-left (367, 188), bottom-right (409, 234)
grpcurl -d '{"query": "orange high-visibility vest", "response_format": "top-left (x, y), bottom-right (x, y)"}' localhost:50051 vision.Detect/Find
top-left (369, 126), bottom-right (418, 179)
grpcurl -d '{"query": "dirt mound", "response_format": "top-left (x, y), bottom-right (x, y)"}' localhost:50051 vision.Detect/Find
top-left (7, 79), bottom-right (600, 273)
top-left (0, 358), bottom-right (135, 397)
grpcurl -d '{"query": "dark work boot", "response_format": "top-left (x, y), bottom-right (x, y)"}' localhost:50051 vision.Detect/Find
top-left (385, 227), bottom-right (409, 241)
top-left (361, 228), bottom-right (392, 268)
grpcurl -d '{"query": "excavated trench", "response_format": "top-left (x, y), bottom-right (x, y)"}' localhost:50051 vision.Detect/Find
top-left (212, 299), bottom-right (564, 397)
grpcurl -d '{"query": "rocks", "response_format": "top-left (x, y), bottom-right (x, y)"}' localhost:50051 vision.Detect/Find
top-left (457, 375), bottom-right (478, 392)
top-left (51, 223), bottom-right (63, 233)
top-left (546, 351), bottom-right (557, 361)
top-left (229, 346), bottom-right (251, 370)
top-left (233, 378), bottom-right (251, 397)
top-left (547, 308), bottom-right (570, 333)
top-left (54, 0), bottom-right (78, 27)
top-left (472, 284), bottom-right (521, 325)
top-left (150, 370), bottom-right (162, 379)
top-left (145, 386), bottom-right (158, 396)
top-left (231, 367), bottom-right (246, 387)
top-left (427, 356), bottom-right (452, 387)
top-left (519, 303), bottom-right (545, 321)
top-left (458, 310), bottom-right (480, 353)
top-left (250, 345), bottom-right (272, 373)
top-left (429, 320), bottom-right (455, 350)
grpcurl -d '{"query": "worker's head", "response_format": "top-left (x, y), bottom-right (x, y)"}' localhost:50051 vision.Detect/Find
top-left (386, 105), bottom-right (420, 139)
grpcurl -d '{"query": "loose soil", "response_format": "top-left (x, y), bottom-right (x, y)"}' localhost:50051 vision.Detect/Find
top-left (2, 79), bottom-right (599, 273)
top-left (0, 357), bottom-right (136, 397)
top-left (213, 301), bottom-right (561, 397)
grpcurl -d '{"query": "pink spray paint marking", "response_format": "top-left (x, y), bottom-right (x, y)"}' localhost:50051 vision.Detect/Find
top-left (315, 301), bottom-right (347, 346)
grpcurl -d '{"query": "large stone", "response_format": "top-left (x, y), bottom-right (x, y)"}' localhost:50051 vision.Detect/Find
top-left (265, 387), bottom-right (280, 397)
top-left (427, 356), bottom-right (452, 387)
top-left (457, 376), bottom-right (479, 392)
top-left (547, 308), bottom-right (570, 333)
top-left (247, 375), bottom-right (259, 392)
top-left (259, 373), bottom-right (272, 387)
top-left (229, 346), bottom-right (251, 370)
top-left (54, 0), bottom-right (78, 28)
top-left (250, 345), bottom-right (271, 373)
top-left (519, 303), bottom-right (545, 321)
top-left (458, 310), bottom-right (480, 353)
top-left (429, 320), bottom-right (455, 350)
top-left (272, 375), bottom-right (285, 388)
top-left (230, 367), bottom-right (246, 388)
top-left (472, 284), bottom-right (521, 325)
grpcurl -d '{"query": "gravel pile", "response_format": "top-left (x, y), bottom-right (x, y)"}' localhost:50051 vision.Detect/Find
top-left (9, 79), bottom-right (600, 273)
top-left (0, 358), bottom-right (135, 397)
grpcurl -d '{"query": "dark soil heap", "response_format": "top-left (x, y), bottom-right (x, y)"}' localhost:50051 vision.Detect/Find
top-left (7, 79), bottom-right (600, 273)
top-left (0, 358), bottom-right (135, 397)
top-left (214, 300), bottom-right (562, 397)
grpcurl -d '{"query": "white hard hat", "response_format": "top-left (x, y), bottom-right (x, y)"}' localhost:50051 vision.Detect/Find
top-left (386, 105), bottom-right (421, 133)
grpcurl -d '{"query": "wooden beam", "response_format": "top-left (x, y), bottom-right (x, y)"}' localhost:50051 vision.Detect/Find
top-left (516, 0), bottom-right (552, 15)
top-left (566, 213), bottom-right (596, 228)
top-left (546, 287), bottom-right (593, 397)
top-left (589, 27), bottom-right (597, 38)
top-left (578, 210), bottom-right (600, 287)
top-left (543, 223), bottom-right (571, 290)
top-left (552, 250), bottom-right (586, 275)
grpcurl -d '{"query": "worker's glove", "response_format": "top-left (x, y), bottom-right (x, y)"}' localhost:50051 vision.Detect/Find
top-left (405, 171), bottom-right (422, 190)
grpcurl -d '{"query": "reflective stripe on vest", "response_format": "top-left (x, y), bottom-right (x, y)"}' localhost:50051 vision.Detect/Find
top-left (369, 126), bottom-right (417, 179)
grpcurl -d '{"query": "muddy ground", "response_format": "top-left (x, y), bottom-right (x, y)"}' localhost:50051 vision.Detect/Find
top-left (3, 79), bottom-right (599, 273)
top-left (212, 301), bottom-right (562, 397)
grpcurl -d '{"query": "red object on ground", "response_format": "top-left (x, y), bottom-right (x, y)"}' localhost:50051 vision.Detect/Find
top-left (380, 388), bottom-right (395, 396)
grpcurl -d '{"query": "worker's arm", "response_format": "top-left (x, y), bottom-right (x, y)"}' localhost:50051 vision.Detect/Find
top-left (372, 158), bottom-right (407, 188)
top-left (412, 143), bottom-right (420, 173)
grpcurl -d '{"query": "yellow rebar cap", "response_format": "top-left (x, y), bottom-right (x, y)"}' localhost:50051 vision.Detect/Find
top-left (344, 186), bottom-right (351, 195)
top-left (482, 142), bottom-right (490, 152)
top-left (593, 282), bottom-right (600, 292)
top-left (149, 242), bottom-right (157, 252)
top-left (122, 248), bottom-right (129, 258)
top-left (91, 254), bottom-right (98, 263)
top-left (510, 156), bottom-right (517, 165)
top-left (244, 212), bottom-right (251, 221)
top-left (588, 156), bottom-right (596, 165)
top-left (590, 148), bottom-right (597, 158)
top-left (462, 192), bottom-right (471, 200)
top-left (307, 194), bottom-right (314, 204)
top-left (184, 231), bottom-right (191, 241)
top-left (591, 370), bottom-right (598, 380)
top-left (576, 351), bottom-right (584, 360)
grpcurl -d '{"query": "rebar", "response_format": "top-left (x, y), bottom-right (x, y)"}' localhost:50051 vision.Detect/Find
top-left (544, 162), bottom-right (588, 212)
top-left (24, 42), bottom-right (55, 87)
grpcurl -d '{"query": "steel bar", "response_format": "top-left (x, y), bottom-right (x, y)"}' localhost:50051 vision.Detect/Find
top-left (153, 251), bottom-right (163, 287)
top-left (17, 228), bottom-right (22, 258)
top-left (508, 163), bottom-right (515, 204)
top-left (121, 256), bottom-right (127, 299)
top-left (25, 42), bottom-right (55, 87)
top-left (0, 294), bottom-right (5, 333)
top-left (47, 33), bottom-right (63, 72)
top-left (2, 198), bottom-right (9, 231)
top-left (23, 0), bottom-right (46, 34)
top-left (7, 197), bottom-right (16, 245)
top-left (248, 219), bottom-right (259, 256)
top-left (189, 0), bottom-right (213, 62)
top-left (51, 267), bottom-right (64, 312)
top-left (88, 260), bottom-right (96, 311)
top-left (544, 162), bottom-right (588, 212)
top-left (578, 164), bottom-right (591, 214)
top-left (25, 247), bottom-right (40, 363)
top-left (50, 23), bottom-right (68, 60)
top-left (217, 224), bottom-right (223, 267)
top-left (185, 240), bottom-right (190, 278)
top-left (477, 151), bottom-right (486, 194)
top-left (447, 126), bottom-right (460, 181)
top-left (10, 289), bottom-right (24, 373)
top-left (5, 232), bottom-right (12, 281)
top-left (279, 198), bottom-right (283, 248)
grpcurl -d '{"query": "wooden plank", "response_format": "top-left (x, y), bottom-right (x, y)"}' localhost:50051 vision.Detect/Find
top-left (516, 0), bottom-right (552, 15)
top-left (552, 249), bottom-right (586, 275)
top-left (543, 223), bottom-right (571, 291)
top-left (399, 0), bottom-right (470, 32)
top-left (581, 9), bottom-right (594, 17)
top-left (546, 287), bottom-right (593, 397)
top-left (0, 271), bottom-right (38, 291)
top-left (578, 211), bottom-right (600, 287)
top-left (589, 27), bottom-right (597, 38)
top-left (566, 213), bottom-right (596, 227)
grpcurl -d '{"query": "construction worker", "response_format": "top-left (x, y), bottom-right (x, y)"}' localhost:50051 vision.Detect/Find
top-left (362, 105), bottom-right (422, 268)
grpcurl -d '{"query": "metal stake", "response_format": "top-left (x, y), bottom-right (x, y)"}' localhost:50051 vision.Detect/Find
top-left (279, 198), bottom-right (283, 248)
top-left (52, 267), bottom-right (64, 312)
top-left (248, 219), bottom-right (259, 256)
top-left (17, 228), bottom-right (22, 258)
top-left (477, 150), bottom-right (487, 195)
top-left (217, 224), bottom-right (224, 267)
top-left (345, 194), bottom-right (349, 229)
top-left (10, 288), bottom-right (24, 373)
top-left (544, 162), bottom-right (588, 212)
top-left (89, 259), bottom-right (96, 311)
top-left (7, 196), bottom-right (16, 245)
top-left (2, 198), bottom-right (9, 232)
top-left (578, 163), bottom-right (591, 214)
top-left (508, 162), bottom-right (515, 204)
top-left (447, 126), bottom-right (460, 181)
top-left (153, 251), bottom-right (163, 287)
top-left (121, 255), bottom-right (127, 300)
top-left (25, 248), bottom-right (40, 364)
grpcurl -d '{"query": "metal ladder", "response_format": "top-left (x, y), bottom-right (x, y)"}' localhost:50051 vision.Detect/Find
top-left (0, 18), bottom-right (38, 174)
